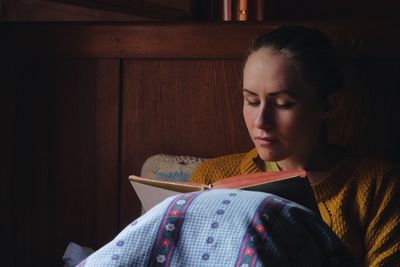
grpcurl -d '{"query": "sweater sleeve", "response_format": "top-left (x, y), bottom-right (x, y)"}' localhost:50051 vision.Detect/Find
top-left (364, 162), bottom-right (400, 267)
top-left (189, 153), bottom-right (246, 184)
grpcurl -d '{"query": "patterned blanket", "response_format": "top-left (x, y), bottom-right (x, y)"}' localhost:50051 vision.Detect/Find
top-left (77, 189), bottom-right (356, 267)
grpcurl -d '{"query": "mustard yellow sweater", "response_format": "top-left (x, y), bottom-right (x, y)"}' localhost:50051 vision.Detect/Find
top-left (190, 148), bottom-right (400, 267)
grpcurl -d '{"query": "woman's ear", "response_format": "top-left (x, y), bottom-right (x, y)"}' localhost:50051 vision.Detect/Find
top-left (321, 92), bottom-right (341, 119)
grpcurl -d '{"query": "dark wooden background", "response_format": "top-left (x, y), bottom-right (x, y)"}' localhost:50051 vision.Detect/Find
top-left (2, 22), bottom-right (400, 266)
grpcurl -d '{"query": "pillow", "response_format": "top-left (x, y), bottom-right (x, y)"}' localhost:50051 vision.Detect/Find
top-left (140, 154), bottom-right (206, 182)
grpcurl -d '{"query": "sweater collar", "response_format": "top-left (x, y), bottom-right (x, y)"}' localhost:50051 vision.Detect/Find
top-left (239, 148), bottom-right (352, 201)
top-left (310, 159), bottom-right (354, 201)
top-left (239, 148), bottom-right (263, 174)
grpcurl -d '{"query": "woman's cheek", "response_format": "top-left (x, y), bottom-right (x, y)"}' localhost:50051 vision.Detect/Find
top-left (243, 108), bottom-right (256, 131)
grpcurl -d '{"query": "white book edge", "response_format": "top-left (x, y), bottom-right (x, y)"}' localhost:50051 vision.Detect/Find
top-left (130, 181), bottom-right (181, 212)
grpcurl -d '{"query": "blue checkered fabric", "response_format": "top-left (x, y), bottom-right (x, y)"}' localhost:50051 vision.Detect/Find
top-left (77, 189), bottom-right (356, 267)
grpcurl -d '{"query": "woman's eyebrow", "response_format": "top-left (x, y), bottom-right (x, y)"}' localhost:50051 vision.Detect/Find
top-left (242, 88), bottom-right (257, 95)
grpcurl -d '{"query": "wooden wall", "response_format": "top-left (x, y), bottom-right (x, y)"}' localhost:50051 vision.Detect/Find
top-left (2, 53), bottom-right (121, 265)
top-left (3, 22), bottom-right (400, 266)
top-left (0, 0), bottom-right (191, 21)
top-left (3, 0), bottom-right (400, 22)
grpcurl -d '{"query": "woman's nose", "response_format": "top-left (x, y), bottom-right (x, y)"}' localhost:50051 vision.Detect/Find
top-left (254, 104), bottom-right (273, 129)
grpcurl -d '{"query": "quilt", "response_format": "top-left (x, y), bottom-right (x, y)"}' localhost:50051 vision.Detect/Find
top-left (77, 189), bottom-right (356, 267)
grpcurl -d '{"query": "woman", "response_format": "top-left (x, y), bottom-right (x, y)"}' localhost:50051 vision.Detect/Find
top-left (77, 25), bottom-right (395, 267)
top-left (190, 25), bottom-right (400, 266)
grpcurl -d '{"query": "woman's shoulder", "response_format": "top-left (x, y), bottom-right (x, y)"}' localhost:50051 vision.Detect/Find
top-left (189, 149), bottom-right (259, 184)
top-left (338, 155), bottom-right (400, 191)
top-left (314, 154), bottom-right (400, 203)
top-left (343, 155), bottom-right (399, 177)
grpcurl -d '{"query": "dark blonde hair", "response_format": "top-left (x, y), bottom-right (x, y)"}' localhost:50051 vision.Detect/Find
top-left (249, 25), bottom-right (343, 103)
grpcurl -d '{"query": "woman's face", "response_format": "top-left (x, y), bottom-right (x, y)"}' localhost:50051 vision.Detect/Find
top-left (243, 49), bottom-right (326, 169)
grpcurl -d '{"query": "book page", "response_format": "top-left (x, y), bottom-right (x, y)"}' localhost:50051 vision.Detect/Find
top-left (131, 181), bottom-right (181, 212)
top-left (129, 175), bottom-right (205, 212)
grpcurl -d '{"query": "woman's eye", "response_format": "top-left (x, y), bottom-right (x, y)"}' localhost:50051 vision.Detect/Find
top-left (274, 98), bottom-right (295, 108)
top-left (245, 98), bottom-right (260, 106)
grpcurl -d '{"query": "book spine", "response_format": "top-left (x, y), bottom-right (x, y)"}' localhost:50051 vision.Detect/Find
top-left (255, 0), bottom-right (264, 21)
top-left (236, 0), bottom-right (248, 21)
top-left (222, 0), bottom-right (232, 21)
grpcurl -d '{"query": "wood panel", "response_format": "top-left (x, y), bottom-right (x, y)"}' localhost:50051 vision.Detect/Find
top-left (120, 59), bottom-right (253, 224)
top-left (48, 59), bottom-right (120, 264)
top-left (50, 58), bottom-right (97, 264)
top-left (0, 0), bottom-right (149, 21)
top-left (4, 22), bottom-right (400, 59)
top-left (47, 0), bottom-right (189, 20)
top-left (94, 60), bottom-right (121, 244)
top-left (3, 56), bottom-right (121, 265)
top-left (3, 23), bottom-right (400, 266)
top-left (2, 56), bottom-right (56, 266)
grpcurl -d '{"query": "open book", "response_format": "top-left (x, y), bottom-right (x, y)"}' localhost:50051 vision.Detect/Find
top-left (129, 169), bottom-right (320, 215)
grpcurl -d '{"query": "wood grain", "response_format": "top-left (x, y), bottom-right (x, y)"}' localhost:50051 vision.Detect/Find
top-left (120, 59), bottom-right (253, 224)
top-left (3, 22), bottom-right (400, 59)
top-left (4, 23), bottom-right (400, 266)
top-left (48, 59), bottom-right (120, 263)
top-left (47, 0), bottom-right (189, 20)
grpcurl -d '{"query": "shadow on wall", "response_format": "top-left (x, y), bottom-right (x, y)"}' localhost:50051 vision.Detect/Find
top-left (330, 58), bottom-right (400, 160)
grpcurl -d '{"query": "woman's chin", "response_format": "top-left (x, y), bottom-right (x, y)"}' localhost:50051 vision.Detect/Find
top-left (257, 150), bottom-right (281, 162)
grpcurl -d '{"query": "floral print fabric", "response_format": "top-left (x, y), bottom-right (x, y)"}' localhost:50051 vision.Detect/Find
top-left (77, 189), bottom-right (356, 267)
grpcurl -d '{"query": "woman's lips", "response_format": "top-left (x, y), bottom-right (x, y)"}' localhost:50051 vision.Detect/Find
top-left (254, 136), bottom-right (279, 145)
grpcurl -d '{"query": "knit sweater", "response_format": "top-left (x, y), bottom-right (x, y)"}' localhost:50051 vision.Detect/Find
top-left (190, 148), bottom-right (400, 267)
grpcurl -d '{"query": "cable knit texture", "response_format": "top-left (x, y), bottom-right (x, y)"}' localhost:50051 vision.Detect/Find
top-left (189, 149), bottom-right (400, 267)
